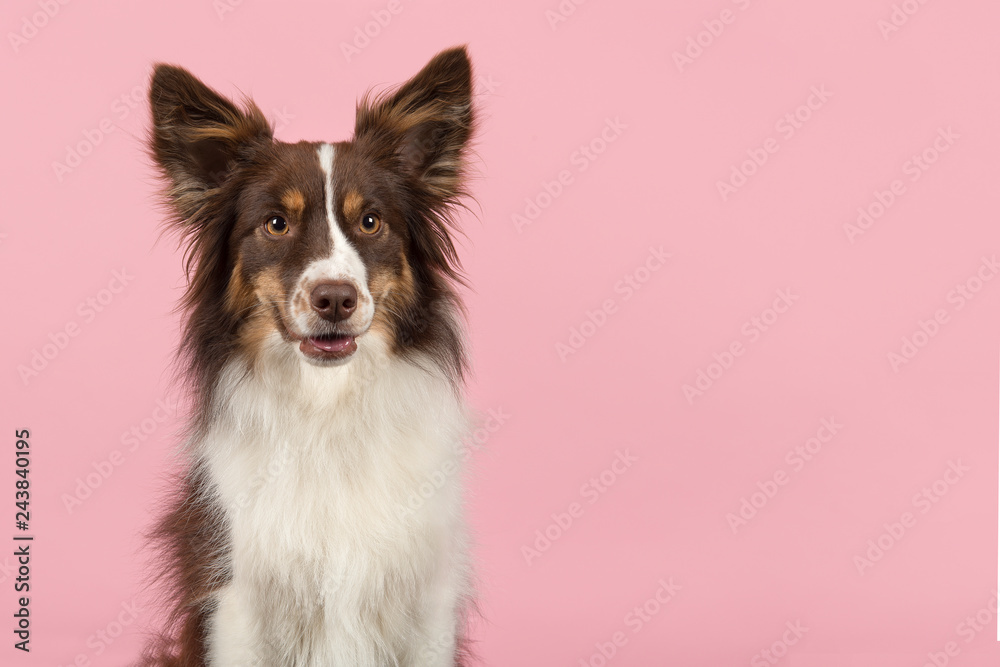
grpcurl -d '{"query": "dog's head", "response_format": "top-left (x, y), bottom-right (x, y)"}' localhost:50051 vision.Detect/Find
top-left (149, 48), bottom-right (473, 378)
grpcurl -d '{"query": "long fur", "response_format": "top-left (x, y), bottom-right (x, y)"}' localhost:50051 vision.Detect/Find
top-left (139, 47), bottom-right (478, 667)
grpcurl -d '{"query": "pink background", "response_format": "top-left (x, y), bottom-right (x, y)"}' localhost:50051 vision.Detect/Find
top-left (3, 0), bottom-right (1000, 664)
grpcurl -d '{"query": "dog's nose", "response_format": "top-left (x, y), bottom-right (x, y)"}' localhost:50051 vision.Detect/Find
top-left (310, 281), bottom-right (357, 322)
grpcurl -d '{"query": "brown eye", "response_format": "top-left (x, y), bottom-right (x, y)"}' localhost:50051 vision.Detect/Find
top-left (359, 213), bottom-right (381, 235)
top-left (265, 215), bottom-right (289, 236)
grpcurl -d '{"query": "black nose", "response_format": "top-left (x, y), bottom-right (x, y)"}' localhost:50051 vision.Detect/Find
top-left (310, 281), bottom-right (357, 322)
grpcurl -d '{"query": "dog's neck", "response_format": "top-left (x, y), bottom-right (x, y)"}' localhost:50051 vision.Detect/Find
top-left (197, 329), bottom-right (465, 460)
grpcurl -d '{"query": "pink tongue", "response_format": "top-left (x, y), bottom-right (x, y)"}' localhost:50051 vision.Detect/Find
top-left (310, 335), bottom-right (353, 352)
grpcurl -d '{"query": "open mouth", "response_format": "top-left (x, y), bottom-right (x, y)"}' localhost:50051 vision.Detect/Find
top-left (299, 332), bottom-right (358, 361)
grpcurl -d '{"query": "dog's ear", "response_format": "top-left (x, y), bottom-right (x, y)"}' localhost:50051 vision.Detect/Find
top-left (354, 47), bottom-right (475, 282)
top-left (149, 64), bottom-right (272, 218)
top-left (354, 46), bottom-right (474, 201)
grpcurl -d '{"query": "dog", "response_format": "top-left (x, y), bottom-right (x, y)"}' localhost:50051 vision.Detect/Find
top-left (140, 47), bottom-right (477, 667)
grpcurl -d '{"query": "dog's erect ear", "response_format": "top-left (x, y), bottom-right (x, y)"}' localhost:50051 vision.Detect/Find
top-left (149, 65), bottom-right (272, 216)
top-left (354, 46), bottom-right (474, 200)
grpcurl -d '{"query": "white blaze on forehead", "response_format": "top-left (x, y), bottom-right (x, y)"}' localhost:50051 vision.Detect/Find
top-left (289, 143), bottom-right (374, 334)
top-left (316, 143), bottom-right (367, 282)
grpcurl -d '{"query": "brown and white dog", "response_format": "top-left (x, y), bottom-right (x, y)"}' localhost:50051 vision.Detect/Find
top-left (141, 47), bottom-right (476, 666)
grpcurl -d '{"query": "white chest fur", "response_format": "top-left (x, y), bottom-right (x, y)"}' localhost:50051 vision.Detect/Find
top-left (199, 333), bottom-right (470, 667)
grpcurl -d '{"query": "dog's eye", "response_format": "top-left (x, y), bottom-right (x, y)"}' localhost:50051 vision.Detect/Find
top-left (360, 213), bottom-right (381, 235)
top-left (265, 216), bottom-right (289, 236)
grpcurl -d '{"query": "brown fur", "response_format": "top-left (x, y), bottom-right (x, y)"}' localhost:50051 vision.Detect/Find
top-left (280, 188), bottom-right (306, 217)
top-left (342, 189), bottom-right (365, 221)
top-left (141, 47), bottom-right (477, 666)
top-left (137, 466), bottom-right (229, 667)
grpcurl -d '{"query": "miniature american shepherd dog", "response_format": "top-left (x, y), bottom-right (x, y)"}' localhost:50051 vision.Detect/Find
top-left (140, 47), bottom-right (477, 666)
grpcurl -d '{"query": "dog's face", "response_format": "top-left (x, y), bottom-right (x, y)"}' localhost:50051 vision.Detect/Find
top-left (149, 49), bottom-right (472, 368)
top-left (214, 140), bottom-right (405, 364)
